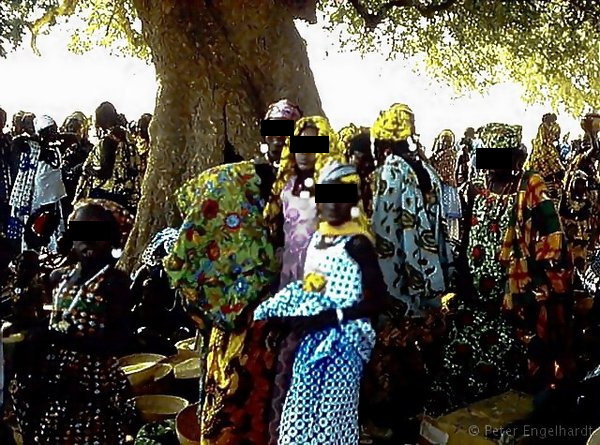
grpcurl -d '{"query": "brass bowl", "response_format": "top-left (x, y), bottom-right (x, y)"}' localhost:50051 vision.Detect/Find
top-left (118, 353), bottom-right (166, 387)
top-left (174, 357), bottom-right (202, 380)
top-left (132, 394), bottom-right (189, 423)
top-left (588, 427), bottom-right (600, 445)
top-left (130, 363), bottom-right (174, 396)
top-left (175, 336), bottom-right (201, 360)
top-left (176, 403), bottom-right (201, 445)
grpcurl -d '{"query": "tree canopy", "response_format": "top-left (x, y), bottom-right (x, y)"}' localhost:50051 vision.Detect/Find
top-left (2, 0), bottom-right (599, 115)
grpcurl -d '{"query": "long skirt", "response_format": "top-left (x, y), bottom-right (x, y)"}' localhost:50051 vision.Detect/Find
top-left (278, 329), bottom-right (366, 445)
top-left (426, 306), bottom-right (527, 417)
top-left (201, 321), bottom-right (276, 445)
top-left (35, 346), bottom-right (136, 444)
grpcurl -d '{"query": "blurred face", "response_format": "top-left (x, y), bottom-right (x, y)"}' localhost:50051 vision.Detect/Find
top-left (40, 124), bottom-right (58, 141)
top-left (295, 126), bottom-right (319, 172)
top-left (0, 111), bottom-right (6, 130)
top-left (71, 207), bottom-right (113, 264)
top-left (264, 117), bottom-right (291, 164)
top-left (318, 181), bottom-right (356, 226)
top-left (65, 117), bottom-right (83, 135)
top-left (442, 136), bottom-right (453, 149)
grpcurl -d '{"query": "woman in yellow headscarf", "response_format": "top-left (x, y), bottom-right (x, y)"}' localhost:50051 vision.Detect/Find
top-left (264, 116), bottom-right (346, 289)
top-left (524, 113), bottom-right (564, 204)
top-left (339, 124), bottom-right (375, 217)
top-left (363, 103), bottom-right (453, 442)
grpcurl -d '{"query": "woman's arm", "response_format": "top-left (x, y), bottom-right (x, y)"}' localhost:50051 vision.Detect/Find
top-left (342, 234), bottom-right (388, 321)
top-left (269, 235), bottom-right (388, 334)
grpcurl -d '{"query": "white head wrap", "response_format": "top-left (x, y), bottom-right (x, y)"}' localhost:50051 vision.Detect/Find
top-left (34, 115), bottom-right (56, 134)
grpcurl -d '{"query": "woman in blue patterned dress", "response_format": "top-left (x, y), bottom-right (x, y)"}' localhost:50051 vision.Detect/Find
top-left (256, 162), bottom-right (386, 444)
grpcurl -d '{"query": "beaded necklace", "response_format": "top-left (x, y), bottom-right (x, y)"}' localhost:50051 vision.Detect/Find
top-left (51, 263), bottom-right (110, 333)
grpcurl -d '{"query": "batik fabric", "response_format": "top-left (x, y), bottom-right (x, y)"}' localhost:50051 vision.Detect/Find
top-left (371, 154), bottom-right (453, 316)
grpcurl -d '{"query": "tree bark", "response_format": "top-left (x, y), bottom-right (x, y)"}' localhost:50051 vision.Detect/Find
top-left (120, 0), bottom-right (323, 270)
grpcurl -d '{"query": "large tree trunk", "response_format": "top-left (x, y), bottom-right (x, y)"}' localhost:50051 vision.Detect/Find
top-left (120, 0), bottom-right (322, 270)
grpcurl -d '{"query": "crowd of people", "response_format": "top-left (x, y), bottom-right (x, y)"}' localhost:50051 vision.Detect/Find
top-left (1, 98), bottom-right (600, 444)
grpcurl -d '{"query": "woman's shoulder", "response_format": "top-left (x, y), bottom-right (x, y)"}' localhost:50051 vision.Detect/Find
top-left (344, 234), bottom-right (376, 259)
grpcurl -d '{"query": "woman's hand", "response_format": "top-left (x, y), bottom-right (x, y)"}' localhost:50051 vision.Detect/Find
top-left (266, 310), bottom-right (338, 335)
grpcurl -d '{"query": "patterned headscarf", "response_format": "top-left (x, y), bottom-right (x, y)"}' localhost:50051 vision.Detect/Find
top-left (524, 120), bottom-right (564, 177)
top-left (264, 99), bottom-right (303, 121)
top-left (141, 227), bottom-right (179, 267)
top-left (479, 123), bottom-right (522, 149)
top-left (34, 115), bottom-right (56, 134)
top-left (317, 161), bottom-right (374, 243)
top-left (264, 116), bottom-right (346, 229)
top-left (70, 198), bottom-right (134, 248)
top-left (338, 124), bottom-right (371, 158)
top-left (431, 129), bottom-right (458, 186)
top-left (371, 103), bottom-right (415, 142)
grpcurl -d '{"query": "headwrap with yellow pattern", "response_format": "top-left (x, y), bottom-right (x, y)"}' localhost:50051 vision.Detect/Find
top-left (264, 116), bottom-right (346, 231)
top-left (339, 123), bottom-right (370, 160)
top-left (524, 120), bottom-right (564, 177)
top-left (371, 103), bottom-right (415, 142)
top-left (479, 123), bottom-right (522, 149)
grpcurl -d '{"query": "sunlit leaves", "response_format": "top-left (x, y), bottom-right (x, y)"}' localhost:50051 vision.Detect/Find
top-left (2, 0), bottom-right (600, 115)
top-left (324, 0), bottom-right (600, 115)
top-left (0, 0), bottom-right (59, 57)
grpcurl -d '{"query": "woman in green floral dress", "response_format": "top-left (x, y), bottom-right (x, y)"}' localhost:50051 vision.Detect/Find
top-left (165, 159), bottom-right (280, 445)
top-left (428, 123), bottom-right (573, 416)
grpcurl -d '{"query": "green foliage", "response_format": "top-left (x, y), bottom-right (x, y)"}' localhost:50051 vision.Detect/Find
top-left (2, 0), bottom-right (599, 115)
top-left (0, 0), bottom-right (59, 57)
top-left (1, 0), bottom-right (148, 60)
top-left (321, 0), bottom-right (600, 115)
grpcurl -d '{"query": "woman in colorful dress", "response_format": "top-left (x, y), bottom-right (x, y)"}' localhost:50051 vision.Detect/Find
top-left (255, 161), bottom-right (386, 445)
top-left (30, 198), bottom-right (136, 443)
top-left (361, 103), bottom-right (453, 441)
top-left (262, 116), bottom-right (346, 444)
top-left (428, 123), bottom-right (573, 415)
top-left (264, 116), bottom-right (346, 289)
top-left (165, 153), bottom-right (280, 444)
top-left (524, 113), bottom-right (565, 205)
top-left (561, 114), bottom-right (600, 278)
top-left (430, 129), bottom-right (462, 241)
top-left (75, 102), bottom-right (143, 214)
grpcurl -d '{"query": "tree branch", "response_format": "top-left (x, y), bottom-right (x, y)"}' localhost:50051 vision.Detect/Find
top-left (348, 0), bottom-right (458, 29)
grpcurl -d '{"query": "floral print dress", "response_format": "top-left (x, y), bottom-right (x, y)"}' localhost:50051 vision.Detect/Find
top-left (427, 190), bottom-right (527, 415)
top-left (165, 161), bottom-right (279, 445)
top-left (279, 176), bottom-right (318, 289)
